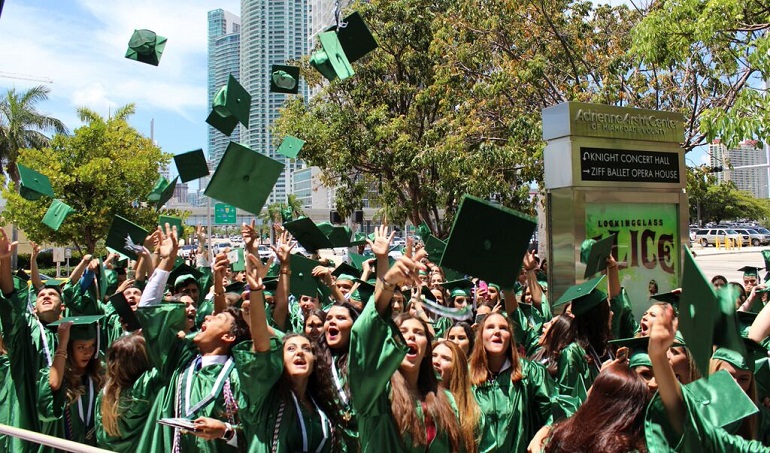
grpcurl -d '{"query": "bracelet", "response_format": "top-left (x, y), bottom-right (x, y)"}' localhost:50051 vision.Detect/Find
top-left (214, 290), bottom-right (225, 297)
top-left (378, 277), bottom-right (396, 291)
top-left (54, 350), bottom-right (67, 359)
top-left (251, 284), bottom-right (265, 292)
top-left (279, 269), bottom-right (292, 275)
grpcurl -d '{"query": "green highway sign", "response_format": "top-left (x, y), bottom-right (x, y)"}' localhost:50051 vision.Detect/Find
top-left (214, 203), bottom-right (237, 224)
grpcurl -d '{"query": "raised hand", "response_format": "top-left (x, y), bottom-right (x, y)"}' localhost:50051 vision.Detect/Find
top-left (56, 321), bottom-right (73, 346)
top-left (31, 241), bottom-right (40, 258)
top-left (271, 230), bottom-right (295, 264)
top-left (144, 229), bottom-right (162, 251)
top-left (241, 219), bottom-right (259, 253)
top-left (0, 228), bottom-right (18, 261)
top-left (245, 254), bottom-right (272, 289)
top-left (367, 225), bottom-right (394, 257)
top-left (213, 252), bottom-right (230, 278)
top-left (158, 223), bottom-right (178, 259)
top-left (312, 265), bottom-right (333, 286)
top-left (649, 303), bottom-right (676, 358)
top-left (522, 250), bottom-right (538, 271)
top-left (383, 248), bottom-right (428, 288)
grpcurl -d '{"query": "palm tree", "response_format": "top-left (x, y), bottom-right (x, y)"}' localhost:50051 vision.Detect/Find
top-left (0, 85), bottom-right (68, 185)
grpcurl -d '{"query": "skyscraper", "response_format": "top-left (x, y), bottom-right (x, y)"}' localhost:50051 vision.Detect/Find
top-left (710, 139), bottom-right (770, 199)
top-left (208, 9), bottom-right (242, 166)
top-left (240, 0), bottom-right (310, 205)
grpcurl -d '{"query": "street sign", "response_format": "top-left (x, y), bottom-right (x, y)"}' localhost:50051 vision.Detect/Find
top-left (214, 203), bottom-right (237, 224)
top-left (53, 247), bottom-right (65, 263)
top-left (64, 248), bottom-right (72, 259)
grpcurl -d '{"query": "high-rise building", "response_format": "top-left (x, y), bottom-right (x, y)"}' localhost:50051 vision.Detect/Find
top-left (208, 9), bottom-right (242, 166)
top-left (710, 139), bottom-right (770, 199)
top-left (240, 0), bottom-right (310, 205)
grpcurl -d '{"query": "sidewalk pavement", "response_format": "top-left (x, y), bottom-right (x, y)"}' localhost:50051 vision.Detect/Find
top-left (689, 242), bottom-right (770, 256)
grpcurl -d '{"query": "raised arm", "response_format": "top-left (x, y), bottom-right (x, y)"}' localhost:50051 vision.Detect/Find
top-left (48, 321), bottom-right (72, 391)
top-left (244, 253), bottom-right (272, 352)
top-left (67, 254), bottom-right (92, 285)
top-left (523, 250), bottom-right (543, 308)
top-left (212, 252), bottom-right (229, 315)
top-left (648, 304), bottom-right (685, 435)
top-left (606, 254), bottom-right (621, 299)
top-left (139, 224), bottom-right (178, 307)
top-left (0, 229), bottom-right (17, 295)
top-left (30, 242), bottom-right (43, 291)
top-left (748, 294), bottom-right (770, 343)
top-left (270, 229), bottom-right (294, 331)
top-left (368, 225), bottom-right (395, 282)
top-left (374, 249), bottom-right (427, 316)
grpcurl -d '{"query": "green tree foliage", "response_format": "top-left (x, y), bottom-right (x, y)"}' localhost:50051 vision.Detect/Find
top-left (686, 165), bottom-right (769, 225)
top-left (631, 0), bottom-right (770, 149)
top-left (1, 104), bottom-right (178, 253)
top-left (0, 85), bottom-right (68, 185)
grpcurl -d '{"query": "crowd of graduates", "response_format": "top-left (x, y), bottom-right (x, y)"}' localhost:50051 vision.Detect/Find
top-left (0, 215), bottom-right (769, 453)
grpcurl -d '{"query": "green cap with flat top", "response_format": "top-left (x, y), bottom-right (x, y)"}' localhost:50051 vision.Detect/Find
top-left (283, 217), bottom-right (335, 252)
top-left (262, 277), bottom-right (278, 296)
top-left (42, 199), bottom-right (75, 231)
top-left (761, 250), bottom-right (770, 270)
top-left (423, 235), bottom-right (446, 262)
top-left (352, 278), bottom-right (375, 303)
top-left (125, 29), bottom-right (167, 66)
top-left (324, 11), bottom-right (378, 63)
top-left (47, 315), bottom-right (105, 341)
top-left (348, 252), bottom-right (371, 270)
top-left (684, 369), bottom-right (759, 428)
top-left (173, 149), bottom-right (210, 183)
top-left (738, 266), bottom-right (763, 278)
top-left (270, 64), bottom-right (300, 94)
top-left (109, 292), bottom-right (140, 332)
top-left (553, 275), bottom-right (607, 316)
top-left (310, 31), bottom-right (354, 81)
top-left (225, 281), bottom-right (246, 295)
top-left (205, 141), bottom-right (284, 215)
top-left (206, 74), bottom-right (251, 136)
top-left (332, 262), bottom-right (362, 279)
top-left (289, 254), bottom-right (324, 297)
top-left (680, 246), bottom-right (748, 376)
top-left (440, 194), bottom-right (536, 290)
top-left (609, 336), bottom-right (653, 368)
top-left (106, 215), bottom-right (149, 261)
top-left (276, 135), bottom-right (305, 159)
top-left (17, 163), bottom-right (54, 200)
top-left (327, 225), bottom-right (352, 248)
top-left (158, 215), bottom-right (184, 238)
top-left (580, 234), bottom-right (616, 278)
top-left (169, 261), bottom-right (203, 290)
top-left (650, 289), bottom-right (681, 309)
top-left (43, 278), bottom-right (67, 292)
top-left (147, 175), bottom-right (178, 209)
top-left (711, 337), bottom-right (767, 372)
top-left (349, 232), bottom-right (367, 247)
top-left (440, 279), bottom-right (473, 299)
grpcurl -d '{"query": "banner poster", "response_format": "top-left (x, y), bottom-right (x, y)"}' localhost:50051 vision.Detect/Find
top-left (585, 202), bottom-right (679, 318)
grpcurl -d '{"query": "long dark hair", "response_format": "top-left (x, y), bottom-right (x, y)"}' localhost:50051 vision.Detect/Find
top-left (391, 314), bottom-right (463, 451)
top-left (544, 362), bottom-right (649, 453)
top-left (570, 300), bottom-right (611, 366)
top-left (444, 321), bottom-right (475, 355)
top-left (316, 302), bottom-right (360, 403)
top-left (531, 314), bottom-right (574, 377)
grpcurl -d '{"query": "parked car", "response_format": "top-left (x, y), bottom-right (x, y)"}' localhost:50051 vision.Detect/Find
top-left (693, 228), bottom-right (744, 247)
top-left (179, 244), bottom-right (196, 259)
top-left (257, 245), bottom-right (275, 260)
top-left (733, 228), bottom-right (770, 246)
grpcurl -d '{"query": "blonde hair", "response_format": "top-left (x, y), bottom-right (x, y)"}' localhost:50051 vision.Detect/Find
top-left (100, 334), bottom-right (151, 437)
top-left (469, 313), bottom-right (523, 385)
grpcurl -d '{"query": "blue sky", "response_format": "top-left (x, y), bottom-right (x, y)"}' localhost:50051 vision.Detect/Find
top-left (0, 0), bottom-right (241, 184)
top-left (0, 0), bottom-right (710, 182)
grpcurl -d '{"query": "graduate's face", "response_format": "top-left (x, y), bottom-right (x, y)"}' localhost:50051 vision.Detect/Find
top-left (35, 288), bottom-right (62, 322)
top-left (181, 296), bottom-right (196, 332)
top-left (432, 342), bottom-right (454, 383)
top-left (194, 311), bottom-right (236, 347)
top-left (639, 305), bottom-right (664, 337)
top-left (633, 365), bottom-right (658, 398)
top-left (398, 318), bottom-right (428, 373)
top-left (283, 336), bottom-right (314, 379)
top-left (430, 274), bottom-right (444, 289)
top-left (667, 346), bottom-right (692, 384)
top-left (324, 306), bottom-right (353, 349)
top-left (391, 293), bottom-right (404, 315)
top-left (487, 286), bottom-right (499, 302)
top-left (743, 276), bottom-right (757, 292)
top-left (714, 360), bottom-right (753, 393)
top-left (335, 279), bottom-right (354, 295)
top-left (70, 339), bottom-right (96, 370)
top-left (452, 296), bottom-right (468, 309)
top-left (178, 282), bottom-right (199, 303)
top-left (299, 295), bottom-right (320, 314)
top-left (304, 315), bottom-right (324, 339)
top-left (482, 314), bottom-right (510, 357)
top-left (123, 288), bottom-right (142, 310)
top-left (429, 289), bottom-right (444, 306)
top-left (418, 273), bottom-right (429, 285)
top-left (447, 326), bottom-right (470, 355)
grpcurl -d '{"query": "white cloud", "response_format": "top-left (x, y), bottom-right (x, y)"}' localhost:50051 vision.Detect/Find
top-left (0, 0), bottom-right (240, 124)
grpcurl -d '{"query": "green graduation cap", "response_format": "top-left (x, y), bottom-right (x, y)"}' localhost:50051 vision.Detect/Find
top-left (125, 29), bottom-right (167, 66)
top-left (609, 336), bottom-right (653, 369)
top-left (263, 277), bottom-right (279, 296)
top-left (325, 11), bottom-right (378, 63)
top-left (762, 250), bottom-right (770, 270)
top-left (712, 338), bottom-right (767, 372)
top-left (205, 141), bottom-right (284, 215)
top-left (348, 252), bottom-right (371, 270)
top-left (650, 289), bottom-right (681, 308)
top-left (440, 194), bottom-right (536, 289)
top-left (423, 235), bottom-right (447, 262)
top-left (684, 369), bottom-right (759, 429)
top-left (270, 64), bottom-right (300, 94)
top-left (173, 149), bottom-right (210, 183)
top-left (15, 268), bottom-right (30, 283)
top-left (276, 135), bottom-right (305, 159)
top-left (206, 74), bottom-right (251, 136)
top-left (289, 254), bottom-right (324, 297)
top-left (227, 248), bottom-right (245, 272)
top-left (738, 266), bottom-right (763, 278)
top-left (43, 278), bottom-right (67, 292)
top-left (283, 217), bottom-right (335, 252)
top-left (441, 279), bottom-right (473, 299)
top-left (42, 199), bottom-right (75, 231)
top-left (106, 216), bottom-right (149, 261)
top-left (327, 225), bottom-right (352, 248)
top-left (553, 275), bottom-right (607, 316)
top-left (332, 262), bottom-right (362, 280)
top-left (580, 234), bottom-right (616, 279)
top-left (109, 292), bottom-right (140, 332)
top-left (169, 261), bottom-right (203, 291)
top-left (310, 31), bottom-right (354, 81)
top-left (48, 315), bottom-right (105, 342)
top-left (352, 278), bottom-right (375, 303)
top-left (147, 175), bottom-right (178, 209)
top-left (349, 232), bottom-right (367, 247)
top-left (225, 281), bottom-right (246, 295)
top-left (17, 163), bottom-right (54, 200)
top-left (158, 215), bottom-right (184, 238)
top-left (680, 246), bottom-right (748, 376)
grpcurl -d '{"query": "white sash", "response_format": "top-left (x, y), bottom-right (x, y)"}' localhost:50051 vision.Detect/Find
top-left (183, 356), bottom-right (235, 417)
top-left (290, 392), bottom-right (329, 453)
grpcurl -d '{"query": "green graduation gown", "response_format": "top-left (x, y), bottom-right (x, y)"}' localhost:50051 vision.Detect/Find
top-left (0, 354), bottom-right (25, 452)
top-left (232, 338), bottom-right (332, 453)
top-left (349, 301), bottom-right (461, 452)
top-left (554, 342), bottom-right (595, 403)
top-left (610, 288), bottom-right (638, 339)
top-left (330, 350), bottom-right (358, 452)
top-left (473, 359), bottom-right (555, 453)
top-left (136, 303), bottom-right (244, 453)
top-left (37, 367), bottom-right (99, 452)
top-left (95, 368), bottom-right (164, 452)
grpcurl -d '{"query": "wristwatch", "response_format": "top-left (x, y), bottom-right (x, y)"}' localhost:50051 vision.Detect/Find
top-left (222, 423), bottom-right (235, 442)
top-left (378, 277), bottom-right (396, 292)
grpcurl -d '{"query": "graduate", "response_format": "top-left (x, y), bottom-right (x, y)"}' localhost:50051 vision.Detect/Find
top-left (444, 321), bottom-right (475, 356)
top-left (349, 247), bottom-right (465, 451)
top-left (37, 315), bottom-right (104, 450)
top-left (529, 313), bottom-right (575, 378)
top-left (233, 250), bottom-right (340, 452)
top-left (136, 226), bottom-right (250, 453)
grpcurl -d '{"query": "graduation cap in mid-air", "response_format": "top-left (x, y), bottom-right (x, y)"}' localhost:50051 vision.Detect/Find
top-left (173, 149), bottom-right (210, 183)
top-left (42, 199), bottom-right (75, 231)
top-left (125, 29), bottom-right (167, 66)
top-left (206, 74), bottom-right (251, 136)
top-left (18, 163), bottom-right (54, 200)
top-left (270, 64), bottom-right (300, 94)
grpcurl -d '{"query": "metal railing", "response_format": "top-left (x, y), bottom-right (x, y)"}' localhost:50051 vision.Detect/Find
top-left (0, 424), bottom-right (112, 453)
